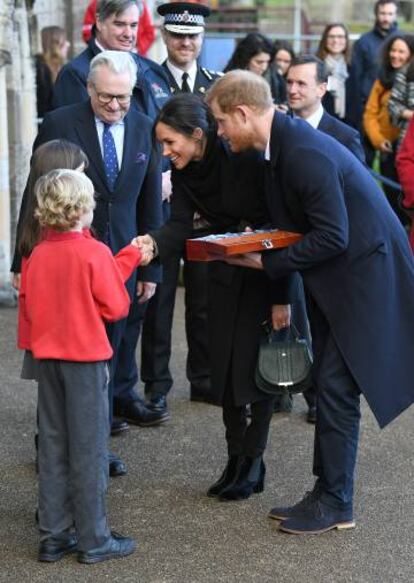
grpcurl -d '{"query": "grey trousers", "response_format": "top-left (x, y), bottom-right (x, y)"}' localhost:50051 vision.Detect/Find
top-left (37, 359), bottom-right (111, 551)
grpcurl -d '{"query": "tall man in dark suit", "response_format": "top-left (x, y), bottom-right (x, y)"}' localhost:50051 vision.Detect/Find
top-left (32, 51), bottom-right (166, 475)
top-left (141, 3), bottom-right (222, 413)
top-left (206, 70), bottom-right (414, 534)
top-left (285, 54), bottom-right (365, 422)
top-left (52, 0), bottom-right (170, 432)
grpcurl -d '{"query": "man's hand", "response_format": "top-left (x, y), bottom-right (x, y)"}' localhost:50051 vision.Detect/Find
top-left (271, 304), bottom-right (291, 330)
top-left (136, 281), bottom-right (157, 304)
top-left (131, 236), bottom-right (154, 265)
top-left (224, 252), bottom-right (264, 270)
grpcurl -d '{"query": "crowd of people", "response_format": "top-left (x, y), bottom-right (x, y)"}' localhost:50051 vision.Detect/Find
top-left (12, 0), bottom-right (414, 567)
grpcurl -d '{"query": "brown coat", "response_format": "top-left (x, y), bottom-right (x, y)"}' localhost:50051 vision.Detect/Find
top-left (363, 79), bottom-right (400, 148)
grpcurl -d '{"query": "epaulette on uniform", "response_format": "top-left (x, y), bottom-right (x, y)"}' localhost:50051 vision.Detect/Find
top-left (201, 67), bottom-right (223, 81)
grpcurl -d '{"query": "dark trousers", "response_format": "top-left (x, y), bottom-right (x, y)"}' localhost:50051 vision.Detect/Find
top-left (37, 360), bottom-right (110, 551)
top-left (106, 276), bottom-right (147, 423)
top-left (292, 280), bottom-right (316, 409)
top-left (380, 150), bottom-right (409, 227)
top-left (310, 301), bottom-right (361, 511)
top-left (222, 382), bottom-right (275, 458)
top-left (142, 254), bottom-right (210, 397)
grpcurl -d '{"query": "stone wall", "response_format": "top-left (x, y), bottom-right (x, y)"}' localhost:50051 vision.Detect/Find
top-left (0, 0), bottom-right (37, 302)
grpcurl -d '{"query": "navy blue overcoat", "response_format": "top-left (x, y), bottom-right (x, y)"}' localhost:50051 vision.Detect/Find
top-left (262, 112), bottom-right (414, 428)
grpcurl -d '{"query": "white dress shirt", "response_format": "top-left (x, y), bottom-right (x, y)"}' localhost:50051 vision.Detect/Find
top-left (95, 117), bottom-right (125, 170)
top-left (166, 60), bottom-right (198, 92)
top-left (302, 104), bottom-right (324, 129)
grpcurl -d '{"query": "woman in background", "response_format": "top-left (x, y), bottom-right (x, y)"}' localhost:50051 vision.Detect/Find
top-left (35, 26), bottom-right (70, 119)
top-left (225, 33), bottom-right (287, 105)
top-left (316, 23), bottom-right (350, 120)
top-left (273, 40), bottom-right (295, 78)
top-left (388, 37), bottom-right (414, 147)
top-left (364, 34), bottom-right (414, 226)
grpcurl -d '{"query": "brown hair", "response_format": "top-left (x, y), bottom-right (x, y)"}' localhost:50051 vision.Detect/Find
top-left (206, 70), bottom-right (273, 113)
top-left (40, 26), bottom-right (68, 81)
top-left (316, 23), bottom-right (350, 64)
top-left (18, 140), bottom-right (89, 257)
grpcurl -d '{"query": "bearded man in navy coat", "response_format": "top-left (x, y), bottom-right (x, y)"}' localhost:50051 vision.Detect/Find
top-left (206, 70), bottom-right (414, 535)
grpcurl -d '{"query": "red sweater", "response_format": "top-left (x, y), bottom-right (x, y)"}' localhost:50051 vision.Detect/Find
top-left (20, 230), bottom-right (141, 361)
top-left (396, 118), bottom-right (414, 250)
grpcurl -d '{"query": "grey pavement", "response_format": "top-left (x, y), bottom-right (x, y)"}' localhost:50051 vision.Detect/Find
top-left (0, 288), bottom-right (413, 583)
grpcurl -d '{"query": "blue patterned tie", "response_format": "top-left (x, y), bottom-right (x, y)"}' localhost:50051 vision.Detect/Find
top-left (103, 123), bottom-right (119, 190)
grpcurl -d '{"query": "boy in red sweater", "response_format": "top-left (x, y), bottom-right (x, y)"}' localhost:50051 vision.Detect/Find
top-left (21, 169), bottom-right (152, 564)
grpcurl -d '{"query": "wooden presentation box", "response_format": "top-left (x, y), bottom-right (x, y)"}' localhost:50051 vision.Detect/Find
top-left (186, 229), bottom-right (303, 262)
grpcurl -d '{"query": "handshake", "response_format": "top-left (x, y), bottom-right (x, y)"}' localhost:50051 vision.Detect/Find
top-left (131, 234), bottom-right (156, 266)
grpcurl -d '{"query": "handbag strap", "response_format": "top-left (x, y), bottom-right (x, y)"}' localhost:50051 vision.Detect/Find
top-left (262, 320), bottom-right (301, 343)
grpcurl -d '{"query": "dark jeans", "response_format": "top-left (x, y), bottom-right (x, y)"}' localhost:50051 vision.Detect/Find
top-left (380, 150), bottom-right (409, 227)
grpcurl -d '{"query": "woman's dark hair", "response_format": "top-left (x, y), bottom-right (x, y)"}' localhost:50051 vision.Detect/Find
top-left (155, 93), bottom-right (217, 142)
top-left (379, 33), bottom-right (414, 87)
top-left (316, 23), bottom-right (350, 64)
top-left (18, 139), bottom-right (89, 257)
top-left (224, 33), bottom-right (274, 73)
top-left (273, 40), bottom-right (295, 60)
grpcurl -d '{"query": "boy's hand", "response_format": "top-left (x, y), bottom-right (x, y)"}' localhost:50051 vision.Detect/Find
top-left (139, 245), bottom-right (154, 266)
top-left (131, 236), bottom-right (154, 265)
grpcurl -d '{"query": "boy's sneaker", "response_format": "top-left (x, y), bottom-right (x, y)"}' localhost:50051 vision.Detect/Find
top-left (38, 533), bottom-right (78, 562)
top-left (77, 531), bottom-right (136, 564)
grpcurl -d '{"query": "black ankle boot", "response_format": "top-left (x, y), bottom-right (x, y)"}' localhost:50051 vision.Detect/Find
top-left (207, 456), bottom-right (241, 498)
top-left (219, 456), bottom-right (265, 501)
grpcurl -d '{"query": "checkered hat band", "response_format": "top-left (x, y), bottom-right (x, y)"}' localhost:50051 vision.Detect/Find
top-left (165, 13), bottom-right (204, 25)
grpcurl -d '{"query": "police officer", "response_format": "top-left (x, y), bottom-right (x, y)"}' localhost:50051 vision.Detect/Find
top-left (141, 2), bottom-right (222, 414)
top-left (158, 2), bottom-right (221, 96)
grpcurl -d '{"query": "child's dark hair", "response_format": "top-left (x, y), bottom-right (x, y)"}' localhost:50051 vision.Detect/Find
top-left (18, 140), bottom-right (89, 258)
top-left (155, 93), bottom-right (217, 141)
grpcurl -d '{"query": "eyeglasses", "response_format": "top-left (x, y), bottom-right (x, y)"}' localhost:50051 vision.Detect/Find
top-left (327, 35), bottom-right (346, 40)
top-left (93, 87), bottom-right (132, 105)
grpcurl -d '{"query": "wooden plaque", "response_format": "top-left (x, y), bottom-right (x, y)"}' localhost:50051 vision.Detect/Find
top-left (186, 229), bottom-right (303, 262)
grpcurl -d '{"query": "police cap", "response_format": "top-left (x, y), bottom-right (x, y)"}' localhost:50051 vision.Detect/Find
top-left (158, 2), bottom-right (210, 35)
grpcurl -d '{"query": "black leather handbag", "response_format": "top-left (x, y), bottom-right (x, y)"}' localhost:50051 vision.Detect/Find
top-left (255, 324), bottom-right (313, 396)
